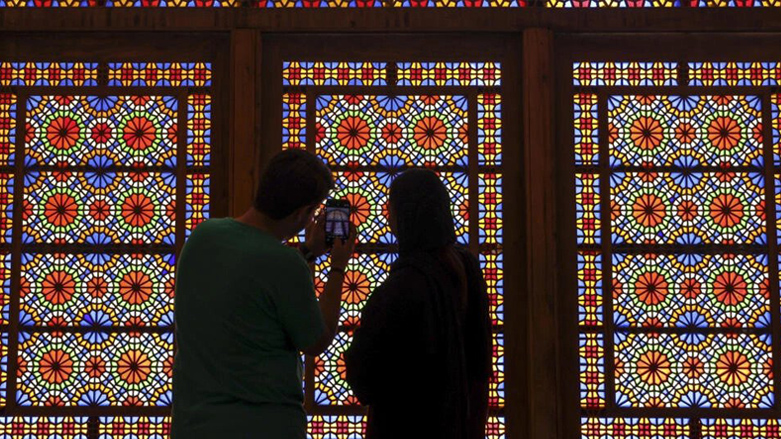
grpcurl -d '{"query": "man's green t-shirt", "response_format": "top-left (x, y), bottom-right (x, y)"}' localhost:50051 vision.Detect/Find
top-left (172, 218), bottom-right (326, 438)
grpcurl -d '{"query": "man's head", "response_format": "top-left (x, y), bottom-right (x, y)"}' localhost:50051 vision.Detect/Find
top-left (254, 149), bottom-right (333, 237)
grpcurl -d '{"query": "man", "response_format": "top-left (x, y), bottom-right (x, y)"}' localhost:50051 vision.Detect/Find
top-left (172, 149), bottom-right (356, 438)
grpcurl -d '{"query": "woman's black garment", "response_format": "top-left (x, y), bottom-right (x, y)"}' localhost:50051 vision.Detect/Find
top-left (344, 169), bottom-right (492, 439)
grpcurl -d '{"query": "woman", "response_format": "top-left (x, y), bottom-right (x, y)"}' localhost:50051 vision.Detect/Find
top-left (344, 169), bottom-right (492, 439)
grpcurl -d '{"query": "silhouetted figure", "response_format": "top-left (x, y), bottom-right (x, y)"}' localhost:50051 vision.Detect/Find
top-left (345, 169), bottom-right (492, 439)
top-left (172, 149), bottom-right (355, 439)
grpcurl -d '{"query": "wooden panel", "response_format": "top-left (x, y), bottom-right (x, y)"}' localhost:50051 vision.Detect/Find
top-left (230, 30), bottom-right (258, 216)
top-left (501, 33), bottom-right (525, 439)
top-left (0, 32), bottom-right (223, 60)
top-left (521, 27), bottom-right (560, 439)
top-left (554, 30), bottom-right (581, 439)
top-left (0, 33), bottom-right (230, 417)
top-left (262, 33), bottom-right (521, 433)
top-left (259, 31), bottom-right (281, 178)
top-left (2, 9), bottom-right (781, 33)
top-left (557, 33), bottom-right (781, 60)
top-left (555, 33), bottom-right (781, 435)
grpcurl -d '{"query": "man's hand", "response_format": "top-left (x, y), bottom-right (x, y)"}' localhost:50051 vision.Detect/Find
top-left (304, 210), bottom-right (328, 258)
top-left (331, 222), bottom-right (357, 269)
top-left (302, 222), bottom-right (358, 357)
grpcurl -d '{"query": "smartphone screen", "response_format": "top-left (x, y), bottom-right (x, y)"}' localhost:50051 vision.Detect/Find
top-left (325, 201), bottom-right (350, 244)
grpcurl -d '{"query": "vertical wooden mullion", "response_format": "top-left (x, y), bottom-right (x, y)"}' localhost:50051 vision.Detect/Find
top-left (556, 48), bottom-right (583, 439)
top-left (7, 89), bottom-right (27, 415)
top-left (88, 415), bottom-right (99, 439)
top-left (690, 418), bottom-right (702, 439)
top-left (303, 85), bottom-right (317, 414)
top-left (230, 30), bottom-right (259, 217)
top-left (173, 89), bottom-right (189, 372)
top-left (596, 88), bottom-right (615, 411)
top-left (175, 91), bottom-right (188, 261)
top-left (260, 35), bottom-right (283, 175)
top-left (501, 33), bottom-right (523, 439)
top-left (211, 33), bottom-right (232, 219)
top-left (304, 352), bottom-right (315, 414)
top-left (520, 28), bottom-right (559, 439)
top-left (305, 88), bottom-right (316, 157)
top-left (761, 91), bottom-right (781, 410)
top-left (468, 91), bottom-right (480, 257)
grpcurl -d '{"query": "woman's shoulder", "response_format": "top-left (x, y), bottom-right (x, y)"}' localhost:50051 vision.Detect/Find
top-left (387, 263), bottom-right (430, 290)
top-left (371, 262), bottom-right (430, 303)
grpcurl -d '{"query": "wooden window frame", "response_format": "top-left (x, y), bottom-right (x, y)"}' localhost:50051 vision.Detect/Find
top-left (556, 33), bottom-right (781, 439)
top-left (0, 18), bottom-right (777, 439)
top-left (259, 33), bottom-right (521, 424)
top-left (0, 32), bottom-right (230, 419)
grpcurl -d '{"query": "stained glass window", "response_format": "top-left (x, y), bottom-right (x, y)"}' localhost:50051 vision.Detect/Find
top-left (284, 61), bottom-right (504, 437)
top-left (573, 61), bottom-right (781, 438)
top-left (0, 60), bottom-right (212, 428)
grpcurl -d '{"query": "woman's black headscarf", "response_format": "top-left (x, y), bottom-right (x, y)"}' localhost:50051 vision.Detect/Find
top-left (389, 169), bottom-right (456, 255)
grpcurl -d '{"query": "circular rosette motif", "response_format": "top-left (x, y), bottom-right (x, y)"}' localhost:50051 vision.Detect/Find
top-left (17, 332), bottom-right (90, 406)
top-left (118, 190), bottom-right (162, 236)
top-left (610, 172), bottom-right (764, 245)
top-left (608, 95), bottom-right (762, 167)
top-left (101, 333), bottom-right (172, 407)
top-left (335, 114), bottom-right (376, 161)
top-left (117, 108), bottom-right (176, 166)
top-left (20, 254), bottom-right (85, 326)
top-left (700, 96), bottom-right (763, 166)
top-left (623, 266), bottom-right (675, 325)
top-left (315, 95), bottom-right (468, 168)
top-left (608, 95), bottom-right (668, 167)
top-left (114, 348), bottom-right (153, 386)
top-left (614, 332), bottom-right (691, 408)
top-left (403, 96), bottom-right (468, 167)
top-left (630, 115), bottom-right (664, 152)
top-left (120, 114), bottom-right (157, 151)
top-left (25, 95), bottom-right (178, 167)
top-left (316, 95), bottom-right (377, 166)
top-left (706, 334), bottom-right (773, 408)
top-left (24, 96), bottom-right (80, 166)
top-left (24, 172), bottom-right (88, 245)
top-left (40, 112), bottom-right (84, 162)
top-left (84, 117), bottom-right (120, 164)
top-left (617, 183), bottom-right (672, 244)
top-left (375, 117), bottom-right (406, 156)
top-left (706, 261), bottom-right (768, 324)
top-left (614, 331), bottom-right (773, 408)
top-left (314, 253), bottom-right (395, 329)
top-left (20, 253), bottom-right (174, 329)
top-left (44, 191), bottom-right (81, 234)
top-left (703, 176), bottom-right (765, 244)
top-left (613, 253), bottom-right (769, 329)
top-left (111, 174), bottom-right (176, 245)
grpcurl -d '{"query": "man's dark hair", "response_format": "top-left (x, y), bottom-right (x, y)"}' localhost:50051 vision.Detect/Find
top-left (254, 149), bottom-right (333, 220)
